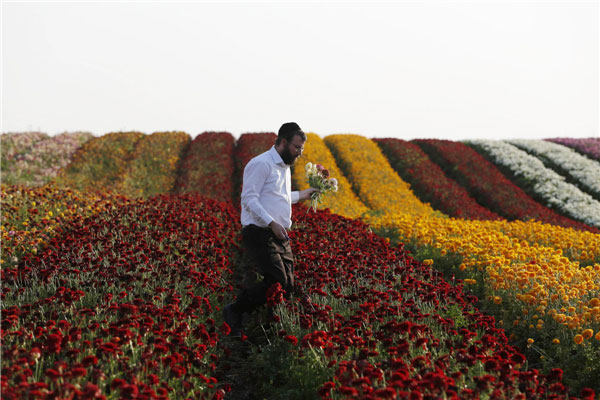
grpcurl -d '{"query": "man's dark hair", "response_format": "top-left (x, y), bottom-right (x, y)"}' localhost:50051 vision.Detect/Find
top-left (276, 122), bottom-right (306, 145)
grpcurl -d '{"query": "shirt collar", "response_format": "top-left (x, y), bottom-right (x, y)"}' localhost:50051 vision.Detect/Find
top-left (269, 146), bottom-right (287, 167)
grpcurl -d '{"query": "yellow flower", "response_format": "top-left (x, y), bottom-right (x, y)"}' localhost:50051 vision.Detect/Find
top-left (582, 329), bottom-right (594, 339)
top-left (552, 338), bottom-right (560, 344)
top-left (527, 338), bottom-right (534, 345)
top-left (574, 334), bottom-right (584, 344)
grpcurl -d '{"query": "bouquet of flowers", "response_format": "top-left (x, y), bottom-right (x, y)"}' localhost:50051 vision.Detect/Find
top-left (305, 162), bottom-right (338, 212)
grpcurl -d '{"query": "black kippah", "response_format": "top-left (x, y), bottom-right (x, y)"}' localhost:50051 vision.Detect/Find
top-left (278, 122), bottom-right (303, 136)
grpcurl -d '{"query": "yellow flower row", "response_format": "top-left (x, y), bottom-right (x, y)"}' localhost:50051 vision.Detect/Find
top-left (119, 131), bottom-right (190, 198)
top-left (480, 219), bottom-right (599, 265)
top-left (55, 131), bottom-right (144, 193)
top-left (292, 133), bottom-right (369, 219)
top-left (323, 134), bottom-right (438, 217)
top-left (316, 134), bottom-right (600, 341)
top-left (367, 213), bottom-right (600, 332)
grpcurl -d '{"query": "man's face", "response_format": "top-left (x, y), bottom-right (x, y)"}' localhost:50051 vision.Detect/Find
top-left (280, 135), bottom-right (305, 165)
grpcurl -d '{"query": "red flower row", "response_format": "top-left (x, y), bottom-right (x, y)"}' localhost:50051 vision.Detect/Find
top-left (374, 138), bottom-right (502, 220)
top-left (174, 131), bottom-right (236, 203)
top-left (413, 139), bottom-right (598, 233)
top-left (1, 194), bottom-right (241, 399)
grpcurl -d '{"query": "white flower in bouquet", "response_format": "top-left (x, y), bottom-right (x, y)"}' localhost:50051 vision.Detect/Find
top-left (305, 162), bottom-right (338, 212)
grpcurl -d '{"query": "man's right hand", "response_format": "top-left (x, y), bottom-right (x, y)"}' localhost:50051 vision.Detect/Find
top-left (269, 221), bottom-right (289, 241)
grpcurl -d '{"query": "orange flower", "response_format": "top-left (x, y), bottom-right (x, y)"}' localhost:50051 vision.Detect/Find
top-left (574, 334), bottom-right (584, 344)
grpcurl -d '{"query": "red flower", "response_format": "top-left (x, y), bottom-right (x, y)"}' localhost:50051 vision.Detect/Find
top-left (82, 355), bottom-right (99, 367)
top-left (220, 322), bottom-right (231, 336)
top-left (45, 333), bottom-right (62, 353)
top-left (147, 374), bottom-right (159, 385)
top-left (81, 382), bottom-right (103, 399)
top-left (338, 386), bottom-right (359, 396)
top-left (121, 384), bottom-right (139, 399)
top-left (266, 283), bottom-right (286, 307)
top-left (318, 381), bottom-right (335, 397)
top-left (284, 335), bottom-right (299, 346)
top-left (70, 367), bottom-right (87, 378)
top-left (581, 388), bottom-right (596, 400)
top-left (547, 368), bottom-right (563, 383)
top-left (45, 368), bottom-right (61, 380)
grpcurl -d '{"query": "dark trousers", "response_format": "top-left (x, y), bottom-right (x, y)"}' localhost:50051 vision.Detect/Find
top-left (232, 224), bottom-right (295, 314)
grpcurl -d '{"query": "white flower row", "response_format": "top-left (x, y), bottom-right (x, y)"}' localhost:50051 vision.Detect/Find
top-left (509, 139), bottom-right (600, 197)
top-left (469, 140), bottom-right (600, 227)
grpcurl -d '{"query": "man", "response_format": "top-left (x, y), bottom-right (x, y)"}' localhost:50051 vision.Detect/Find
top-left (223, 122), bottom-right (317, 336)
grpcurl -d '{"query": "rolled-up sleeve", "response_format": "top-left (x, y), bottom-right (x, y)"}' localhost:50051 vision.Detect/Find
top-left (241, 160), bottom-right (274, 226)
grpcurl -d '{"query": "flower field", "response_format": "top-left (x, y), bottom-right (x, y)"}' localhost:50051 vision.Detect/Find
top-left (468, 140), bottom-right (600, 228)
top-left (2, 130), bottom-right (600, 398)
top-left (174, 132), bottom-right (236, 202)
top-left (1, 132), bottom-right (93, 187)
top-left (373, 138), bottom-right (501, 221)
top-left (508, 140), bottom-right (600, 201)
top-left (293, 134), bottom-right (600, 395)
top-left (118, 131), bottom-right (190, 199)
top-left (546, 138), bottom-right (600, 162)
top-left (53, 131), bottom-right (145, 194)
top-left (413, 139), bottom-right (597, 233)
top-left (2, 191), bottom-right (240, 399)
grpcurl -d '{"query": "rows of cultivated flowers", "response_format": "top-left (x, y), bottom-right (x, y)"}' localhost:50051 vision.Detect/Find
top-left (2, 193), bottom-right (240, 399)
top-left (413, 139), bottom-right (597, 233)
top-left (292, 133), bottom-right (600, 393)
top-left (480, 219), bottom-right (599, 266)
top-left (469, 140), bottom-right (600, 228)
top-left (174, 132), bottom-right (236, 202)
top-left (55, 131), bottom-right (145, 193)
top-left (257, 204), bottom-right (581, 399)
top-left (119, 131), bottom-right (190, 198)
top-left (3, 185), bottom-right (588, 399)
top-left (374, 138), bottom-right (502, 221)
top-left (509, 139), bottom-right (600, 200)
top-left (546, 138), bottom-right (600, 161)
top-left (291, 133), bottom-right (369, 219)
top-left (324, 135), bottom-right (437, 218)
top-left (1, 184), bottom-right (128, 272)
top-left (1, 132), bottom-right (93, 186)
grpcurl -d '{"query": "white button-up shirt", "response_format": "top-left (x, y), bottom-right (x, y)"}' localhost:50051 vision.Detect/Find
top-left (241, 146), bottom-right (300, 229)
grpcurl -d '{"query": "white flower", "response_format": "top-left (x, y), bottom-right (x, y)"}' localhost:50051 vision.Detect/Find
top-left (469, 140), bottom-right (600, 227)
top-left (509, 139), bottom-right (600, 196)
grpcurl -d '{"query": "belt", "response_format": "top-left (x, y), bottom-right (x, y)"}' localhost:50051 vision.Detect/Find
top-left (243, 224), bottom-right (270, 230)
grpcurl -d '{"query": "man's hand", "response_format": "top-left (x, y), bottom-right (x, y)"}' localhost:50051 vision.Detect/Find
top-left (298, 188), bottom-right (319, 201)
top-left (269, 220), bottom-right (289, 241)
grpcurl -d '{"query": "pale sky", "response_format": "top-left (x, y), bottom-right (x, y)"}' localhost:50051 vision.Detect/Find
top-left (2, 0), bottom-right (598, 140)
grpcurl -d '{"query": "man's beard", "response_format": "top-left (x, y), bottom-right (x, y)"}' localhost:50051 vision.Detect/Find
top-left (280, 148), bottom-right (298, 165)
